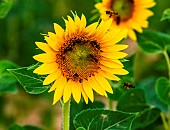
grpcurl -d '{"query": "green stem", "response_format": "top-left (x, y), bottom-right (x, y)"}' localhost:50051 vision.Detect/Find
top-left (161, 112), bottom-right (169, 130)
top-left (62, 99), bottom-right (71, 130)
top-left (163, 50), bottom-right (170, 79)
top-left (108, 99), bottom-right (113, 110)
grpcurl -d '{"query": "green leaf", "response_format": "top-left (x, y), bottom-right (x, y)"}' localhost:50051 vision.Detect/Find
top-left (74, 108), bottom-right (137, 130)
top-left (9, 124), bottom-right (44, 130)
top-left (0, 60), bottom-right (18, 94)
top-left (161, 8), bottom-right (170, 21)
top-left (136, 76), bottom-right (168, 113)
top-left (71, 100), bottom-right (105, 130)
top-left (0, 0), bottom-right (13, 19)
top-left (8, 67), bottom-right (50, 94)
top-left (132, 108), bottom-right (160, 130)
top-left (117, 89), bottom-right (161, 129)
top-left (23, 125), bottom-right (44, 130)
top-left (9, 124), bottom-right (25, 130)
top-left (76, 127), bottom-right (86, 130)
top-left (117, 89), bottom-right (148, 112)
top-left (156, 77), bottom-right (170, 105)
top-left (137, 30), bottom-right (170, 54)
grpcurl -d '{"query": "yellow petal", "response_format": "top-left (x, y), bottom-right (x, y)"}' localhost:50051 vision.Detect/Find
top-left (79, 82), bottom-right (88, 104)
top-left (100, 65), bottom-right (128, 75)
top-left (35, 42), bottom-right (55, 53)
top-left (95, 74), bottom-right (113, 93)
top-left (128, 29), bottom-right (137, 41)
top-left (33, 53), bottom-right (56, 63)
top-left (80, 14), bottom-right (86, 29)
top-left (88, 76), bottom-right (107, 96)
top-left (63, 80), bottom-right (72, 103)
top-left (44, 36), bottom-right (59, 51)
top-left (43, 69), bottom-right (61, 85)
top-left (95, 19), bottom-right (112, 38)
top-left (82, 80), bottom-right (94, 102)
top-left (84, 22), bottom-right (98, 36)
top-left (67, 16), bottom-right (75, 34)
top-left (33, 63), bottom-right (58, 75)
top-left (99, 69), bottom-right (120, 81)
top-left (101, 52), bottom-right (128, 59)
top-left (101, 45), bottom-right (128, 52)
top-left (54, 23), bottom-right (64, 34)
top-left (72, 82), bottom-right (81, 103)
top-left (48, 75), bottom-right (66, 93)
top-left (52, 77), bottom-right (67, 105)
top-left (100, 59), bottom-right (123, 68)
top-left (75, 15), bottom-right (81, 31)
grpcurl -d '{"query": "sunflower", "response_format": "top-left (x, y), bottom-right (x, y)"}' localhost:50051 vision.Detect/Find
top-left (95, 0), bottom-right (156, 41)
top-left (33, 14), bottom-right (128, 105)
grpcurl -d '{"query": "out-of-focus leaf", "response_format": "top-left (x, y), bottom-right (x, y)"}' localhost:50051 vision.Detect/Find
top-left (0, 60), bottom-right (18, 94)
top-left (117, 89), bottom-right (161, 129)
top-left (0, 0), bottom-right (13, 18)
top-left (137, 30), bottom-right (170, 54)
top-left (161, 8), bottom-right (170, 21)
top-left (74, 108), bottom-right (137, 130)
top-left (156, 77), bottom-right (170, 105)
top-left (9, 124), bottom-right (25, 130)
top-left (136, 77), bottom-right (168, 113)
top-left (117, 89), bottom-right (148, 112)
top-left (8, 67), bottom-right (49, 94)
top-left (9, 124), bottom-right (44, 130)
top-left (132, 108), bottom-right (160, 130)
top-left (24, 125), bottom-right (44, 130)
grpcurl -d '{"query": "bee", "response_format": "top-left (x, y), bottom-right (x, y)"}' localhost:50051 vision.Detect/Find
top-left (91, 41), bottom-right (100, 50)
top-left (64, 46), bottom-right (73, 54)
top-left (89, 54), bottom-right (98, 63)
top-left (105, 10), bottom-right (121, 25)
top-left (123, 82), bottom-right (135, 90)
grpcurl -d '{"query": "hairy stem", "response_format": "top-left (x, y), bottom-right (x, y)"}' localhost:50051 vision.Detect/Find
top-left (62, 99), bottom-right (71, 130)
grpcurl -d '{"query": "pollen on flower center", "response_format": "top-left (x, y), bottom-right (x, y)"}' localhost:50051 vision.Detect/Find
top-left (112, 0), bottom-right (134, 21)
top-left (56, 37), bottom-right (101, 82)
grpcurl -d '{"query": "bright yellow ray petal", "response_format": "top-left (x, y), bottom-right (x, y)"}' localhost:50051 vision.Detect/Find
top-left (54, 23), bottom-right (64, 35)
top-left (95, 74), bottom-right (113, 93)
top-left (35, 42), bottom-right (55, 53)
top-left (88, 76), bottom-right (107, 96)
top-left (80, 14), bottom-right (86, 29)
top-left (101, 52), bottom-right (128, 59)
top-left (82, 80), bottom-right (94, 102)
top-left (74, 15), bottom-right (81, 32)
top-left (52, 77), bottom-right (67, 105)
top-left (48, 75), bottom-right (66, 92)
top-left (67, 16), bottom-right (75, 36)
top-left (128, 29), bottom-right (137, 41)
top-left (100, 59), bottom-right (123, 68)
top-left (79, 82), bottom-right (88, 104)
top-left (72, 82), bottom-right (81, 103)
top-left (44, 36), bottom-right (59, 51)
top-left (63, 80), bottom-right (72, 103)
top-left (84, 22), bottom-right (98, 36)
top-left (43, 69), bottom-right (61, 85)
top-left (99, 69), bottom-right (120, 81)
top-left (33, 53), bottom-right (56, 63)
top-left (100, 65), bottom-right (128, 75)
top-left (33, 63), bottom-right (58, 75)
top-left (95, 19), bottom-right (112, 38)
top-left (101, 44), bottom-right (128, 52)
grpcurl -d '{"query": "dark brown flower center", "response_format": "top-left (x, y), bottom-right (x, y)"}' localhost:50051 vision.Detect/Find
top-left (56, 37), bottom-right (101, 82)
top-left (111, 0), bottom-right (134, 23)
